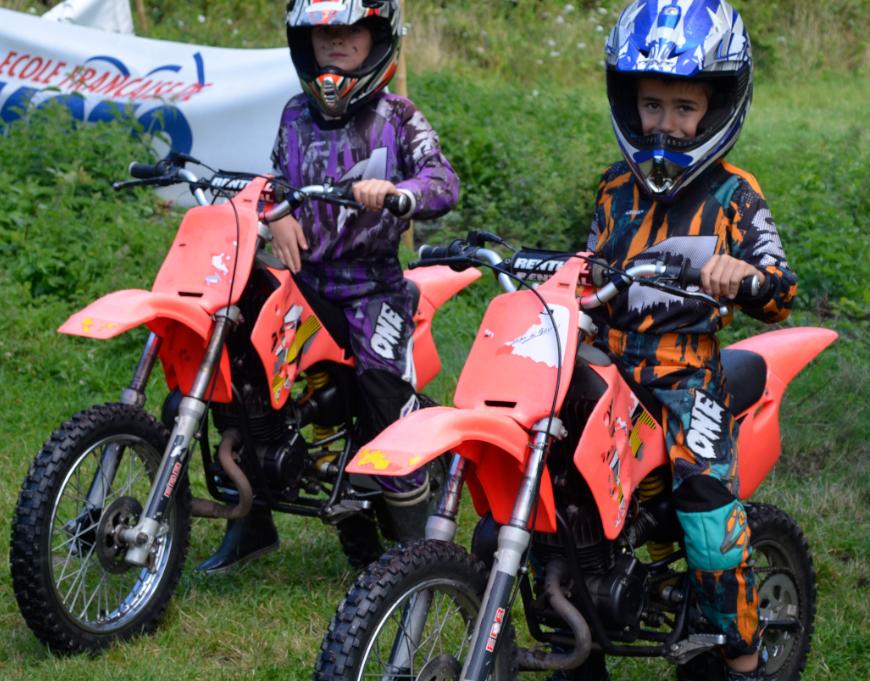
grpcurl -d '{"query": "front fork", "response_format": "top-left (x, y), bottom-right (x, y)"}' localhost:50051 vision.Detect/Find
top-left (460, 417), bottom-right (565, 681)
top-left (391, 419), bottom-right (564, 680)
top-left (121, 306), bottom-right (240, 566)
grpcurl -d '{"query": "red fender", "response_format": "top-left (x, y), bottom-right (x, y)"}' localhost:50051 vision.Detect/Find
top-left (347, 406), bottom-right (557, 532)
top-left (727, 327), bottom-right (837, 497)
top-left (405, 265), bottom-right (481, 310)
top-left (405, 266), bottom-right (481, 389)
top-left (58, 289), bottom-right (232, 402)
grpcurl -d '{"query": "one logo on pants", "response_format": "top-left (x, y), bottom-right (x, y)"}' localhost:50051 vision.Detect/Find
top-left (371, 303), bottom-right (404, 360)
top-left (686, 390), bottom-right (725, 460)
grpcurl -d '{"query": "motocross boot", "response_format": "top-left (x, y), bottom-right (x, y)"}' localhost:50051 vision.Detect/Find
top-left (195, 507), bottom-right (279, 574)
top-left (677, 650), bottom-right (767, 681)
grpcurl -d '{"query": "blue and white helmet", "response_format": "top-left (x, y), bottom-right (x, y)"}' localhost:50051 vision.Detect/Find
top-left (605, 0), bottom-right (753, 200)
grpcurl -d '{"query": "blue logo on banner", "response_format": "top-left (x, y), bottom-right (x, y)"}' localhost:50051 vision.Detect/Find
top-left (0, 52), bottom-right (206, 154)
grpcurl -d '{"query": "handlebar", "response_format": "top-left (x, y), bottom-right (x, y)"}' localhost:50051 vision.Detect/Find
top-left (117, 154), bottom-right (414, 220)
top-left (413, 235), bottom-right (768, 315)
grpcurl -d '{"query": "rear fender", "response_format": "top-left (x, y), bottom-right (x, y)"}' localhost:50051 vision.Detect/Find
top-left (347, 406), bottom-right (557, 532)
top-left (58, 289), bottom-right (232, 402)
top-left (726, 327), bottom-right (837, 498)
top-left (405, 265), bottom-right (481, 310)
top-left (406, 266), bottom-right (481, 389)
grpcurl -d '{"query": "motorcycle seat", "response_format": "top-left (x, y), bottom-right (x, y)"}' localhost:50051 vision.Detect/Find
top-left (721, 348), bottom-right (767, 416)
top-left (611, 348), bottom-right (767, 425)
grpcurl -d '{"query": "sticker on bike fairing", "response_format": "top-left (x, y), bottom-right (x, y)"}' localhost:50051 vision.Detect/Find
top-left (608, 448), bottom-right (626, 522)
top-left (205, 252), bottom-right (232, 285)
top-left (271, 306), bottom-right (321, 399)
top-left (352, 449), bottom-right (392, 472)
top-left (686, 389), bottom-right (727, 460)
top-left (629, 403), bottom-right (657, 460)
top-left (505, 305), bottom-right (569, 368)
top-left (485, 607), bottom-right (507, 653)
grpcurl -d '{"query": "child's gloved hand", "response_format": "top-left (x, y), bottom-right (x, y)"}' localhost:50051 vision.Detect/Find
top-left (270, 214), bottom-right (308, 273)
top-left (352, 179), bottom-right (400, 211)
top-left (701, 254), bottom-right (766, 299)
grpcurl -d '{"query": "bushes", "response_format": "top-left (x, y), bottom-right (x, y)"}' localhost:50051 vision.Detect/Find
top-left (411, 70), bottom-right (612, 251)
top-left (0, 103), bottom-right (171, 303)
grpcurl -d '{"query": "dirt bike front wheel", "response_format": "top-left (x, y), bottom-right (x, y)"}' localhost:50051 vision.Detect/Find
top-left (316, 539), bottom-right (517, 681)
top-left (10, 403), bottom-right (191, 653)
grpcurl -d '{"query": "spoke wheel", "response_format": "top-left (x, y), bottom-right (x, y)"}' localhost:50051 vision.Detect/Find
top-left (316, 540), bottom-right (517, 680)
top-left (10, 403), bottom-right (191, 653)
top-left (747, 503), bottom-right (816, 680)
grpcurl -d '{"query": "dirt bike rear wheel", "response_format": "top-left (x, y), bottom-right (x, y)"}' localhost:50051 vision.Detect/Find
top-left (749, 503), bottom-right (816, 680)
top-left (10, 403), bottom-right (191, 653)
top-left (315, 540), bottom-right (517, 681)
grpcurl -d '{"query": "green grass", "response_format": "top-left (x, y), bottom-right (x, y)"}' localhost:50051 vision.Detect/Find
top-left (1, 2), bottom-right (868, 679)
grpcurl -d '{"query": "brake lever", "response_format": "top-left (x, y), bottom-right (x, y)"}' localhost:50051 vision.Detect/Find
top-left (322, 195), bottom-right (364, 210)
top-left (640, 280), bottom-right (729, 316)
top-left (112, 178), bottom-right (151, 191)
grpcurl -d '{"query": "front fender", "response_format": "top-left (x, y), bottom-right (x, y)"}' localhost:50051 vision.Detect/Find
top-left (348, 406), bottom-right (557, 532)
top-left (59, 289), bottom-right (232, 402)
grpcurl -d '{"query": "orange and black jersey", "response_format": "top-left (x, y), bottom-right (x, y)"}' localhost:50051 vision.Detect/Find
top-left (587, 160), bottom-right (797, 335)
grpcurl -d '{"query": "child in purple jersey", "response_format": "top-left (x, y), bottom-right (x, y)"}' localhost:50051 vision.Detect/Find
top-left (196, 0), bottom-right (459, 574)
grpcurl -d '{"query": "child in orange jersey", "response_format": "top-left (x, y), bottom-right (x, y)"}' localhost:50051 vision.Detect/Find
top-left (574, 2), bottom-right (798, 681)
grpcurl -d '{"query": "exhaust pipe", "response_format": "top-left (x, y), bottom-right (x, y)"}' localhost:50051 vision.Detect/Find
top-left (190, 429), bottom-right (253, 519)
top-left (517, 558), bottom-right (592, 672)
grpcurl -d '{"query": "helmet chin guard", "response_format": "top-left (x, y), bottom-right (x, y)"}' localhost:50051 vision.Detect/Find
top-left (286, 0), bottom-right (402, 119)
top-left (604, 0), bottom-right (753, 201)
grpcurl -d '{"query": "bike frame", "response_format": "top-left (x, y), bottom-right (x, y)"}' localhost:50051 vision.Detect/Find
top-left (346, 250), bottom-right (837, 679)
top-left (55, 175), bottom-right (481, 568)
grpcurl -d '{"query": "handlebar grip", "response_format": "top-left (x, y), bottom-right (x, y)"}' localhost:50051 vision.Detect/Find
top-left (384, 192), bottom-right (411, 217)
top-left (128, 162), bottom-right (161, 179)
top-left (737, 274), bottom-right (763, 300)
top-left (679, 263), bottom-right (703, 287)
top-left (418, 244), bottom-right (455, 260)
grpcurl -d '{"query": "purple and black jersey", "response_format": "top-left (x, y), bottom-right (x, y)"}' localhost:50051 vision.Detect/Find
top-left (271, 92), bottom-right (459, 267)
top-left (270, 91), bottom-right (459, 444)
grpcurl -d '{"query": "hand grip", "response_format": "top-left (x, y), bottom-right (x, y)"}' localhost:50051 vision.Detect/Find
top-left (128, 162), bottom-right (161, 179)
top-left (681, 264), bottom-right (761, 298)
top-left (418, 243), bottom-right (456, 260)
top-left (384, 192), bottom-right (411, 216)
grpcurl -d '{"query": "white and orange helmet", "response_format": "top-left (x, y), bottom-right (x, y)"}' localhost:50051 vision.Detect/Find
top-left (286, 0), bottom-right (402, 119)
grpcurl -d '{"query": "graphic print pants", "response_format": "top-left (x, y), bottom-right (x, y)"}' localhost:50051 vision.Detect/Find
top-left (298, 264), bottom-right (422, 492)
top-left (607, 329), bottom-right (760, 659)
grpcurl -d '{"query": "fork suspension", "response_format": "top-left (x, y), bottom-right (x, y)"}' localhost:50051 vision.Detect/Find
top-left (461, 418), bottom-right (564, 680)
top-left (123, 306), bottom-right (239, 566)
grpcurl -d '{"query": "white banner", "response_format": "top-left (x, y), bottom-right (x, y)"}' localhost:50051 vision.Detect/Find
top-left (43, 0), bottom-right (135, 34)
top-left (0, 8), bottom-right (301, 201)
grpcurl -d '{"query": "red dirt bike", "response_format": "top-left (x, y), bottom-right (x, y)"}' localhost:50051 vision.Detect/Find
top-left (316, 233), bottom-right (835, 681)
top-left (9, 153), bottom-right (479, 654)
